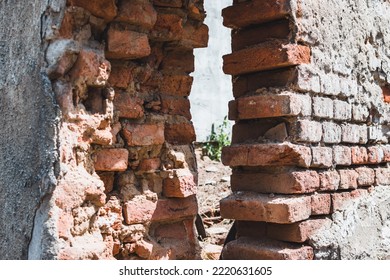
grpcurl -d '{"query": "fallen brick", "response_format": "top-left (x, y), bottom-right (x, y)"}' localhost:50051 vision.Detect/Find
top-left (222, 0), bottom-right (291, 29)
top-left (267, 218), bottom-right (332, 243)
top-left (220, 192), bottom-right (311, 224)
top-left (221, 237), bottom-right (314, 260)
top-left (122, 123), bottom-right (165, 146)
top-left (310, 193), bottom-right (331, 215)
top-left (94, 148), bottom-right (128, 172)
top-left (223, 41), bottom-right (310, 76)
top-left (231, 170), bottom-right (320, 194)
top-left (222, 143), bottom-right (312, 168)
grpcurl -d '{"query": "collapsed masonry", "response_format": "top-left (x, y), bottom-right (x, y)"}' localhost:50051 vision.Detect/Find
top-left (0, 0), bottom-right (389, 260)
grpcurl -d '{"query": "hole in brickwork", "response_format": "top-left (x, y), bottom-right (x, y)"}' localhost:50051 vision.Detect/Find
top-left (382, 86), bottom-right (390, 103)
top-left (83, 87), bottom-right (106, 114)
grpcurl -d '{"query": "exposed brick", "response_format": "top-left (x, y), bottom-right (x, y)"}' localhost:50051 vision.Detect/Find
top-left (367, 146), bottom-right (384, 164)
top-left (232, 19), bottom-right (290, 51)
top-left (368, 126), bottom-right (383, 142)
top-left (341, 124), bottom-right (368, 144)
top-left (383, 145), bottom-right (390, 162)
top-left (228, 100), bottom-right (238, 121)
top-left (221, 237), bottom-right (314, 260)
top-left (234, 93), bottom-right (303, 120)
top-left (220, 192), bottom-right (311, 224)
top-left (222, 143), bottom-right (312, 168)
top-left (123, 195), bottom-right (197, 224)
top-left (223, 41), bottom-right (311, 76)
top-left (97, 172), bottom-right (115, 194)
top-left (233, 68), bottom-right (297, 98)
top-left (312, 97), bottom-right (333, 119)
top-left (165, 122), bottom-right (196, 145)
top-left (160, 96), bottom-right (191, 120)
top-left (263, 123), bottom-right (289, 142)
top-left (105, 25), bottom-right (151, 59)
top-left (160, 50), bottom-right (194, 74)
top-left (333, 146), bottom-right (352, 166)
top-left (151, 13), bottom-right (184, 41)
top-left (122, 123), bottom-right (165, 146)
top-left (178, 23), bottom-right (209, 49)
top-left (333, 100), bottom-right (352, 121)
top-left (332, 189), bottom-right (368, 212)
top-left (158, 75), bottom-right (193, 97)
top-left (153, 0), bottom-right (182, 7)
top-left (352, 104), bottom-right (369, 122)
top-left (338, 169), bottom-right (359, 190)
top-left (115, 0), bottom-right (157, 30)
top-left (267, 218), bottom-right (332, 243)
top-left (375, 167), bottom-right (390, 185)
top-left (295, 65), bottom-right (321, 93)
top-left (356, 167), bottom-right (375, 187)
top-left (163, 169), bottom-right (197, 198)
top-left (113, 92), bottom-right (144, 119)
top-left (231, 170), bottom-right (320, 194)
top-left (322, 122), bottom-right (342, 144)
top-left (319, 170), bottom-right (340, 191)
top-left (222, 0), bottom-right (291, 29)
top-left (351, 146), bottom-right (368, 164)
top-left (138, 158), bottom-right (161, 172)
top-left (69, 0), bottom-right (117, 21)
top-left (69, 49), bottom-right (110, 87)
top-left (311, 193), bottom-right (331, 215)
top-left (94, 148), bottom-right (129, 172)
top-left (293, 120), bottom-right (322, 143)
top-left (311, 147), bottom-right (333, 168)
top-left (231, 119), bottom-right (284, 144)
top-left (108, 64), bottom-right (134, 89)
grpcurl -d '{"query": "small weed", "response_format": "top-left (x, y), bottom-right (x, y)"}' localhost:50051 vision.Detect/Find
top-left (202, 116), bottom-right (231, 161)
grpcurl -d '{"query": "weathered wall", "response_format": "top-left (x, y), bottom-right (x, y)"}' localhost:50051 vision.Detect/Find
top-left (0, 0), bottom-right (63, 259)
top-left (220, 0), bottom-right (390, 260)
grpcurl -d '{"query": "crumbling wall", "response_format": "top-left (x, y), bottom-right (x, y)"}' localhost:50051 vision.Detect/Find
top-left (220, 0), bottom-right (390, 260)
top-left (29, 0), bottom-right (208, 260)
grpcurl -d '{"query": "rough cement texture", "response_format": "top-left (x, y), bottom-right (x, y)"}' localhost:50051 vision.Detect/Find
top-left (310, 186), bottom-right (390, 260)
top-left (0, 0), bottom-right (63, 259)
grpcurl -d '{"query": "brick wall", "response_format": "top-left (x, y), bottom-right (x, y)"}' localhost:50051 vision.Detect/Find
top-left (38, 0), bottom-right (208, 260)
top-left (220, 0), bottom-right (390, 260)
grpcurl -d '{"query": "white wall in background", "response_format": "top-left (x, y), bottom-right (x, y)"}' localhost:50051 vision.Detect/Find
top-left (190, 0), bottom-right (233, 142)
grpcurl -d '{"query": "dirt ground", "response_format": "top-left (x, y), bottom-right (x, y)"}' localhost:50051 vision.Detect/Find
top-left (195, 147), bottom-right (233, 260)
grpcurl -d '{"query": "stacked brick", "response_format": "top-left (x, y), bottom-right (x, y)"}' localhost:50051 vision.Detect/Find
top-left (220, 0), bottom-right (390, 260)
top-left (46, 0), bottom-right (207, 260)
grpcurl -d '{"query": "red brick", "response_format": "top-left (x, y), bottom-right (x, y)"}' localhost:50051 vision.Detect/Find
top-left (178, 23), bottom-right (208, 49)
top-left (123, 197), bottom-right (156, 224)
top-left (382, 86), bottom-right (390, 103)
top-left (94, 148), bottom-right (129, 171)
top-left (105, 25), bottom-right (151, 59)
top-left (228, 100), bottom-right (238, 121)
top-left (333, 146), bottom-right (352, 166)
top-left (231, 170), bottom-right (319, 194)
top-left (152, 196), bottom-right (198, 222)
top-left (69, 49), bottom-right (111, 87)
top-left (234, 94), bottom-right (303, 120)
top-left (332, 189), bottom-right (368, 212)
top-left (222, 0), bottom-right (291, 29)
top-left (221, 237), bottom-right (313, 260)
top-left (158, 75), bottom-right (193, 96)
top-left (163, 169), bottom-right (197, 198)
top-left (113, 92), bottom-right (144, 119)
top-left (356, 167), bottom-right (375, 187)
top-left (97, 172), bottom-right (115, 194)
top-left (351, 146), bottom-right (368, 164)
top-left (232, 19), bottom-right (290, 51)
top-left (134, 239), bottom-right (153, 259)
top-left (58, 8), bottom-right (74, 39)
top-left (165, 122), bottom-right (196, 145)
top-left (367, 146), bottom-right (384, 164)
top-left (160, 50), bottom-right (194, 74)
top-left (138, 158), bottom-right (161, 172)
top-left (375, 167), bottom-right (390, 185)
top-left (151, 13), bottom-right (184, 41)
top-left (160, 96), bottom-right (191, 120)
top-left (91, 129), bottom-right (113, 145)
top-left (319, 170), bottom-right (340, 191)
top-left (311, 147), bottom-right (333, 168)
top-left (310, 193), bottom-right (331, 215)
top-left (122, 123), bottom-right (165, 146)
top-left (267, 218), bottom-right (332, 243)
top-left (223, 41), bottom-right (311, 76)
top-left (222, 143), bottom-right (312, 168)
top-left (153, 0), bottom-right (182, 7)
top-left (69, 0), bottom-right (117, 21)
top-left (220, 192), bottom-right (311, 224)
top-left (338, 169), bottom-right (359, 189)
top-left (382, 145), bottom-right (390, 162)
top-left (116, 0), bottom-right (157, 30)
top-left (108, 64), bottom-right (134, 89)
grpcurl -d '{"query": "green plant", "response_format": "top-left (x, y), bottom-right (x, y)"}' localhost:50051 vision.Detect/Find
top-left (203, 116), bottom-right (231, 161)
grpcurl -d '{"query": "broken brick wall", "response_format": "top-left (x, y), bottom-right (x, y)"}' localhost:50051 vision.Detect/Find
top-left (220, 0), bottom-right (390, 260)
top-left (29, 0), bottom-right (208, 260)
